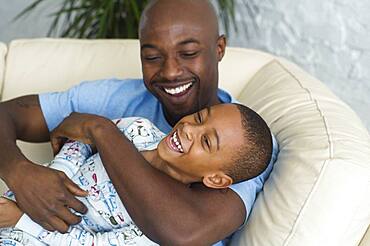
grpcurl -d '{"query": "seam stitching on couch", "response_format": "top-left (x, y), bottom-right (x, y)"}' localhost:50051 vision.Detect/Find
top-left (273, 61), bottom-right (334, 246)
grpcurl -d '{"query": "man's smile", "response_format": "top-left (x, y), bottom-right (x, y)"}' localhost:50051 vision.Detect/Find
top-left (163, 81), bottom-right (193, 96)
top-left (155, 79), bottom-right (197, 105)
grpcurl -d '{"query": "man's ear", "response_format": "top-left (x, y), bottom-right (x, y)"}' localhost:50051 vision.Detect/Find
top-left (216, 35), bottom-right (227, 62)
top-left (202, 172), bottom-right (233, 189)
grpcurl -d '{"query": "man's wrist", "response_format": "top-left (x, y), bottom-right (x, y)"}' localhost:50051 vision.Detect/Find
top-left (2, 160), bottom-right (30, 189)
top-left (86, 116), bottom-right (117, 142)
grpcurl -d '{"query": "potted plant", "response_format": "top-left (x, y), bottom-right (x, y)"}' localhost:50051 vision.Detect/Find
top-left (16, 0), bottom-right (242, 39)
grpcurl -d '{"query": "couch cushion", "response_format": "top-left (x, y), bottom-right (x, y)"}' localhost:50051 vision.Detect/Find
top-left (2, 39), bottom-right (142, 100)
top-left (231, 60), bottom-right (370, 246)
top-left (0, 42), bottom-right (6, 100)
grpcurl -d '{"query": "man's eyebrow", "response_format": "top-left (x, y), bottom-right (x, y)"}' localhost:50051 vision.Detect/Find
top-left (178, 38), bottom-right (201, 46)
top-left (141, 44), bottom-right (158, 50)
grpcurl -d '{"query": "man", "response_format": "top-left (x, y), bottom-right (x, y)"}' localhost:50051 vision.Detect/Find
top-left (0, 0), bottom-right (277, 245)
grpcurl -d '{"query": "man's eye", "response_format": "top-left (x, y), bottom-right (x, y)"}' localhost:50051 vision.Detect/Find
top-left (181, 52), bottom-right (198, 58)
top-left (144, 56), bottom-right (160, 61)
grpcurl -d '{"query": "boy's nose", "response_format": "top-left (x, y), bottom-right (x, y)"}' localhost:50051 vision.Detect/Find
top-left (182, 122), bottom-right (202, 141)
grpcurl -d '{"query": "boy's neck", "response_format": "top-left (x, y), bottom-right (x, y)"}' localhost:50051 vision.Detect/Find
top-left (141, 150), bottom-right (198, 185)
top-left (140, 150), bottom-right (159, 166)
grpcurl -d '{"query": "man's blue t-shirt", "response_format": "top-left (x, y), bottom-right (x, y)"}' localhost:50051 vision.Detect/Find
top-left (39, 78), bottom-right (278, 245)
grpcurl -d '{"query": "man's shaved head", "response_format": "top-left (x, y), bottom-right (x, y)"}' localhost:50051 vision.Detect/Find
top-left (139, 0), bottom-right (219, 39)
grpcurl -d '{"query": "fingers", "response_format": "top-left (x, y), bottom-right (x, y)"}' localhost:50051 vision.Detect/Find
top-left (0, 197), bottom-right (8, 204)
top-left (42, 215), bottom-right (70, 233)
top-left (50, 135), bottom-right (66, 155)
top-left (41, 222), bottom-right (54, 232)
top-left (62, 176), bottom-right (88, 215)
top-left (64, 176), bottom-right (88, 197)
top-left (65, 196), bottom-right (88, 215)
top-left (55, 205), bottom-right (82, 226)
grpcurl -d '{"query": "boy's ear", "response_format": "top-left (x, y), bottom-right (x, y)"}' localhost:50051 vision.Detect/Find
top-left (202, 172), bottom-right (233, 189)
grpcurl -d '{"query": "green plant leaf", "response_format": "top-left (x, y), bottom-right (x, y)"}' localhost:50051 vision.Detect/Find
top-left (15, 0), bottom-right (249, 39)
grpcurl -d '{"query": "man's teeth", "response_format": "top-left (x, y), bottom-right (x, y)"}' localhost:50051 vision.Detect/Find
top-left (164, 82), bottom-right (192, 95)
top-left (172, 131), bottom-right (183, 152)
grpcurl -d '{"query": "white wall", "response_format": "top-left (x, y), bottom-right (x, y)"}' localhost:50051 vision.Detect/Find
top-left (0, 0), bottom-right (62, 43)
top-left (225, 0), bottom-right (370, 131)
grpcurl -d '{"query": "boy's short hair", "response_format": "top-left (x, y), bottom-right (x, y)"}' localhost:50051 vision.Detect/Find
top-left (225, 103), bottom-right (273, 184)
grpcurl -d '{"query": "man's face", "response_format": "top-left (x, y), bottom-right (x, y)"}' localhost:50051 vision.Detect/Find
top-left (140, 15), bottom-right (225, 126)
top-left (156, 104), bottom-right (244, 184)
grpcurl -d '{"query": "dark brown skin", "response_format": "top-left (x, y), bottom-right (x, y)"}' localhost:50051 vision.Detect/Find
top-left (0, 0), bottom-right (246, 244)
top-left (0, 96), bottom-right (88, 233)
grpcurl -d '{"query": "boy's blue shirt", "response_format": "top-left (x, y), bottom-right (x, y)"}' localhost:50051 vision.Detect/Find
top-left (39, 78), bottom-right (278, 245)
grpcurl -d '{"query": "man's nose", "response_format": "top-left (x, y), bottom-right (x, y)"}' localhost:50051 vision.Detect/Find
top-left (161, 57), bottom-right (183, 81)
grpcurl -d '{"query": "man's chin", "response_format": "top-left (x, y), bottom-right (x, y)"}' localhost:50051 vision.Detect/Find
top-left (163, 105), bottom-right (197, 125)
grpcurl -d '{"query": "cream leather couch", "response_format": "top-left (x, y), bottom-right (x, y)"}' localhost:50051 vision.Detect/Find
top-left (0, 39), bottom-right (369, 246)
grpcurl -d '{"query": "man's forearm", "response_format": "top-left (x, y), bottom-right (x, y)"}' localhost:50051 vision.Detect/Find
top-left (88, 118), bottom-right (244, 245)
top-left (0, 96), bottom-right (49, 183)
top-left (0, 105), bottom-right (27, 182)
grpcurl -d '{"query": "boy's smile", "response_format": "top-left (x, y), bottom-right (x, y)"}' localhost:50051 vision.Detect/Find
top-left (167, 130), bottom-right (184, 153)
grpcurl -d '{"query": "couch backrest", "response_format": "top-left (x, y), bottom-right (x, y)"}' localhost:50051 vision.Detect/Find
top-left (230, 58), bottom-right (370, 246)
top-left (0, 42), bottom-right (6, 99)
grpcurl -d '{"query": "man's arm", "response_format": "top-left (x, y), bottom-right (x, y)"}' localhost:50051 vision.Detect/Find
top-left (52, 113), bottom-right (246, 245)
top-left (0, 95), bottom-right (87, 233)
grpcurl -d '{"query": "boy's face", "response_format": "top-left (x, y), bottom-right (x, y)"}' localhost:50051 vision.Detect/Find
top-left (156, 104), bottom-right (245, 187)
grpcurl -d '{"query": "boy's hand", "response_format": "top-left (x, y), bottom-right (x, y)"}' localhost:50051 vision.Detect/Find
top-left (0, 197), bottom-right (22, 228)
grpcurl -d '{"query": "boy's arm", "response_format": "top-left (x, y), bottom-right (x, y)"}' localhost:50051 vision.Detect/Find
top-left (51, 113), bottom-right (246, 245)
top-left (0, 197), bottom-right (22, 228)
top-left (0, 96), bottom-right (87, 233)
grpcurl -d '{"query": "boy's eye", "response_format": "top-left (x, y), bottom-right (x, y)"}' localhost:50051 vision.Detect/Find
top-left (203, 135), bottom-right (211, 150)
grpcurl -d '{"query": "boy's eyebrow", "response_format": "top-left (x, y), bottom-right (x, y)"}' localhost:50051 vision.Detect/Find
top-left (207, 107), bottom-right (220, 151)
top-left (214, 129), bottom-right (220, 151)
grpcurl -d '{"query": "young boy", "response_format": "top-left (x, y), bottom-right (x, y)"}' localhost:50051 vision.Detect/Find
top-left (0, 103), bottom-right (274, 246)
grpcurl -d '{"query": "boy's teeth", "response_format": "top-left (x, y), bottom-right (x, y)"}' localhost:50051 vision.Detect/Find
top-left (164, 82), bottom-right (192, 95)
top-left (172, 131), bottom-right (183, 152)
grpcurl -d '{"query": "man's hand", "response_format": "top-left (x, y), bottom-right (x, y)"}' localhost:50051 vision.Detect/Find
top-left (6, 162), bottom-right (88, 233)
top-left (0, 197), bottom-right (22, 228)
top-left (50, 112), bottom-right (111, 155)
